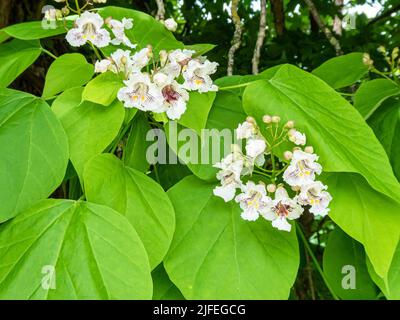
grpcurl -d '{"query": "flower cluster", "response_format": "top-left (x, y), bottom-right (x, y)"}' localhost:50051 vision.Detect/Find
top-left (63, 5), bottom-right (218, 121)
top-left (95, 48), bottom-right (218, 120)
top-left (65, 11), bottom-right (134, 48)
top-left (213, 116), bottom-right (332, 232)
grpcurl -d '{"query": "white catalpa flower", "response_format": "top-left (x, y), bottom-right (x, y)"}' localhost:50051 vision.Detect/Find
top-left (161, 49), bottom-right (195, 78)
top-left (130, 47), bottom-right (151, 71)
top-left (95, 59), bottom-right (111, 73)
top-left (95, 49), bottom-right (133, 74)
top-left (108, 18), bottom-right (136, 49)
top-left (213, 153), bottom-right (244, 202)
top-left (183, 59), bottom-right (218, 93)
top-left (245, 138), bottom-right (266, 159)
top-left (235, 182), bottom-right (272, 221)
top-left (164, 18), bottom-right (178, 32)
top-left (66, 11), bottom-right (111, 48)
top-left (283, 150), bottom-right (322, 187)
top-left (236, 121), bottom-right (256, 140)
top-left (154, 73), bottom-right (189, 120)
top-left (117, 73), bottom-right (164, 112)
top-left (288, 129), bottom-right (306, 146)
top-left (261, 187), bottom-right (304, 232)
top-left (298, 181), bottom-right (332, 216)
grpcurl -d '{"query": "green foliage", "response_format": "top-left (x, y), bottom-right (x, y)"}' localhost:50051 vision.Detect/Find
top-left (82, 72), bottom-right (124, 106)
top-left (52, 87), bottom-right (125, 179)
top-left (0, 199), bottom-right (152, 299)
top-left (83, 154), bottom-right (175, 269)
top-left (165, 176), bottom-right (299, 299)
top-left (0, 0), bottom-right (399, 301)
top-left (323, 227), bottom-right (379, 300)
top-left (0, 39), bottom-right (42, 87)
top-left (0, 89), bottom-right (68, 222)
top-left (312, 53), bottom-right (369, 89)
top-left (43, 53), bottom-right (94, 99)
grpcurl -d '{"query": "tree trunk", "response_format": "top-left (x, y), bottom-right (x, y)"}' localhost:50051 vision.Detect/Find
top-left (270, 0), bottom-right (285, 37)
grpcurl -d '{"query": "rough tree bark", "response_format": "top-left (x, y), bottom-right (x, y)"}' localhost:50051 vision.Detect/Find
top-left (227, 0), bottom-right (242, 76)
top-left (252, 0), bottom-right (267, 74)
top-left (270, 0), bottom-right (285, 37)
top-left (303, 0), bottom-right (343, 55)
top-left (155, 0), bottom-right (165, 21)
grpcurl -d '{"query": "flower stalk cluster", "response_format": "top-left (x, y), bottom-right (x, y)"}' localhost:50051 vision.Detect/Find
top-left (61, 1), bottom-right (219, 121)
top-left (213, 116), bottom-right (332, 232)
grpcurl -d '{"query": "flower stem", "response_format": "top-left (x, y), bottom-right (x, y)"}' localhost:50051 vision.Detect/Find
top-left (90, 42), bottom-right (102, 61)
top-left (41, 48), bottom-right (57, 59)
top-left (296, 223), bottom-right (339, 300)
top-left (75, 0), bottom-right (81, 15)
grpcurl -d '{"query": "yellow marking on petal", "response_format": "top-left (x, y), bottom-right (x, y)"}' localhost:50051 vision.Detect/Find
top-left (194, 79), bottom-right (204, 85)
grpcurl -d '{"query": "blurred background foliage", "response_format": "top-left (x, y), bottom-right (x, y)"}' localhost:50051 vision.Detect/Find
top-left (0, 0), bottom-right (399, 79)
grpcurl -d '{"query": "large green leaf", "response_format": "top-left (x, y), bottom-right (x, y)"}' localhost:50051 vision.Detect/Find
top-left (98, 6), bottom-right (183, 55)
top-left (243, 64), bottom-right (400, 204)
top-left (242, 65), bottom-right (400, 277)
top-left (367, 242), bottom-right (400, 300)
top-left (323, 227), bottom-right (379, 300)
top-left (312, 52), bottom-right (369, 89)
top-left (0, 39), bottom-right (41, 87)
top-left (43, 53), bottom-right (94, 99)
top-left (123, 112), bottom-right (152, 173)
top-left (164, 176), bottom-right (299, 299)
top-left (152, 264), bottom-right (184, 300)
top-left (2, 19), bottom-right (73, 40)
top-left (52, 87), bottom-right (124, 178)
top-left (83, 154), bottom-right (175, 269)
top-left (82, 72), bottom-right (124, 106)
top-left (354, 79), bottom-right (400, 119)
top-left (0, 89), bottom-right (69, 222)
top-left (178, 91), bottom-right (216, 134)
top-left (165, 91), bottom-right (246, 181)
top-left (368, 99), bottom-right (400, 180)
top-left (325, 173), bottom-right (400, 278)
top-left (0, 199), bottom-right (152, 299)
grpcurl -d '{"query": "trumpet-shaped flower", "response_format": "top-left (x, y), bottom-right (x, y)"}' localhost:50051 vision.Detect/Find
top-left (131, 47), bottom-right (151, 71)
top-left (288, 129), bottom-right (306, 146)
top-left (154, 72), bottom-right (189, 120)
top-left (108, 18), bottom-right (136, 49)
top-left (183, 60), bottom-right (218, 92)
top-left (164, 18), bottom-right (178, 32)
top-left (235, 182), bottom-right (272, 221)
top-left (236, 121), bottom-right (256, 140)
top-left (213, 152), bottom-right (244, 202)
top-left (261, 187), bottom-right (304, 232)
top-left (66, 11), bottom-right (111, 48)
top-left (283, 150), bottom-right (322, 187)
top-left (117, 72), bottom-right (164, 112)
top-left (161, 49), bottom-right (195, 78)
top-left (298, 181), bottom-right (332, 216)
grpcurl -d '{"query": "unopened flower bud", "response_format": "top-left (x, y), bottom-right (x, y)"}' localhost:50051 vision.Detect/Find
top-left (246, 116), bottom-right (256, 124)
top-left (104, 17), bottom-right (113, 26)
top-left (159, 50), bottom-right (168, 66)
top-left (291, 186), bottom-right (301, 192)
top-left (61, 6), bottom-right (70, 16)
top-left (263, 115), bottom-right (272, 124)
top-left (392, 47), bottom-right (399, 60)
top-left (285, 120), bottom-right (295, 129)
top-left (378, 45), bottom-right (386, 54)
top-left (284, 151), bottom-right (293, 160)
top-left (164, 18), bottom-right (178, 32)
top-left (147, 45), bottom-right (153, 57)
top-left (120, 56), bottom-right (127, 65)
top-left (267, 184), bottom-right (276, 193)
top-left (362, 53), bottom-right (373, 67)
top-left (304, 146), bottom-right (314, 154)
top-left (272, 116), bottom-right (281, 123)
